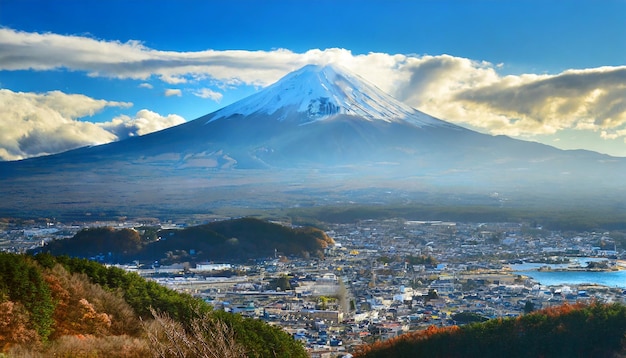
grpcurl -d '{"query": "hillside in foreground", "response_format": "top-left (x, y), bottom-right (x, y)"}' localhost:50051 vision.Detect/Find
top-left (0, 253), bottom-right (306, 357)
top-left (354, 302), bottom-right (626, 358)
top-left (39, 217), bottom-right (335, 264)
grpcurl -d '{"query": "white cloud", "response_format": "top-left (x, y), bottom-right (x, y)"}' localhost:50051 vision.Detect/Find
top-left (0, 89), bottom-right (130, 160)
top-left (0, 28), bottom-right (303, 85)
top-left (0, 89), bottom-right (186, 161)
top-left (192, 88), bottom-right (223, 101)
top-left (448, 66), bottom-right (626, 137)
top-left (164, 89), bottom-right (182, 97)
top-left (3, 27), bottom-right (626, 144)
top-left (331, 55), bottom-right (626, 142)
top-left (138, 83), bottom-right (153, 89)
top-left (98, 109), bottom-right (185, 139)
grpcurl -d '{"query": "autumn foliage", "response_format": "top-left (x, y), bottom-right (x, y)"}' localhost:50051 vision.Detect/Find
top-left (0, 253), bottom-right (306, 357)
top-left (355, 302), bottom-right (626, 358)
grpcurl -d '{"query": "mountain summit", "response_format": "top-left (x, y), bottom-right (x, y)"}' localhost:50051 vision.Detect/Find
top-left (1, 64), bottom-right (625, 218)
top-left (209, 64), bottom-right (446, 127)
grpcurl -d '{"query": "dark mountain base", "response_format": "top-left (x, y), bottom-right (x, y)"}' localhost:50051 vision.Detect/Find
top-left (1, 164), bottom-right (625, 232)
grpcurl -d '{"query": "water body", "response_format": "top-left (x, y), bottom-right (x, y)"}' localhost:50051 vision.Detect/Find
top-left (514, 270), bottom-right (626, 288)
top-left (510, 258), bottom-right (626, 289)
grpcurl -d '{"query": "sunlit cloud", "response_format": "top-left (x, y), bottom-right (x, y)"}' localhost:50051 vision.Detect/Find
top-left (164, 89), bottom-right (182, 97)
top-left (98, 109), bottom-right (185, 139)
top-left (3, 27), bottom-right (626, 148)
top-left (0, 28), bottom-right (302, 85)
top-left (0, 89), bottom-right (130, 160)
top-left (192, 88), bottom-right (223, 101)
top-left (0, 89), bottom-right (187, 161)
top-left (138, 83), bottom-right (153, 89)
top-left (450, 66), bottom-right (626, 138)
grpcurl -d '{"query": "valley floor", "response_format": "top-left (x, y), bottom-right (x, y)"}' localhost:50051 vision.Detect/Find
top-left (6, 217), bottom-right (623, 355)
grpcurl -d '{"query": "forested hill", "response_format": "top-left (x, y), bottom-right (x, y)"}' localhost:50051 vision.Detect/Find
top-left (39, 217), bottom-right (335, 263)
top-left (0, 252), bottom-right (307, 357)
top-left (354, 302), bottom-right (626, 358)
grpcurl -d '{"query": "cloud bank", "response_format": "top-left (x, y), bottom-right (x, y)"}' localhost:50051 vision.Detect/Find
top-left (99, 109), bottom-right (185, 139)
top-left (0, 89), bottom-right (184, 160)
top-left (2, 28), bottom-right (626, 159)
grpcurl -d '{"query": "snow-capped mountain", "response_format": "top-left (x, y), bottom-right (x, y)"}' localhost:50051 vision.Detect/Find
top-left (210, 64), bottom-right (445, 127)
top-left (1, 64), bottom-right (625, 218)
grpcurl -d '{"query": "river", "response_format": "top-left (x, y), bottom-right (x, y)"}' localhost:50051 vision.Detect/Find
top-left (509, 258), bottom-right (626, 289)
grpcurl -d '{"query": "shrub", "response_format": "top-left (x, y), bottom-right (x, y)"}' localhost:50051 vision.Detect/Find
top-left (143, 307), bottom-right (247, 358)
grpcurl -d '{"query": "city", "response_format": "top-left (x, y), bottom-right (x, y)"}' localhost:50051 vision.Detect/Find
top-left (3, 216), bottom-right (625, 357)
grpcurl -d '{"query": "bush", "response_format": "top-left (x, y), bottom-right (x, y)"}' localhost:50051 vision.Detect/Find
top-left (144, 307), bottom-right (247, 358)
top-left (355, 303), bottom-right (626, 358)
top-left (10, 334), bottom-right (150, 358)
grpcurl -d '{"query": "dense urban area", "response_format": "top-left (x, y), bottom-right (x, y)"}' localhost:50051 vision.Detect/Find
top-left (2, 217), bottom-right (625, 357)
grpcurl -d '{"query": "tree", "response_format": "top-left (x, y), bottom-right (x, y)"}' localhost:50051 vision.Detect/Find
top-left (524, 300), bottom-right (535, 314)
top-left (406, 255), bottom-right (438, 267)
top-left (0, 254), bottom-right (55, 340)
top-left (270, 275), bottom-right (292, 291)
top-left (317, 296), bottom-right (334, 310)
top-left (0, 301), bottom-right (40, 351)
top-left (451, 312), bottom-right (488, 324)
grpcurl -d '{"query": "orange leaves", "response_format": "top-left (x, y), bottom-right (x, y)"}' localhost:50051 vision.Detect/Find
top-left (77, 298), bottom-right (112, 335)
top-left (355, 302), bottom-right (626, 358)
top-left (0, 300), bottom-right (40, 351)
top-left (539, 302), bottom-right (578, 318)
top-left (354, 324), bottom-right (461, 357)
top-left (43, 264), bottom-right (140, 339)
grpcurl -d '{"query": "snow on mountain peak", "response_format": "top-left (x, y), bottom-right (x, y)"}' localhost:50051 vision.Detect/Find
top-left (208, 64), bottom-right (443, 127)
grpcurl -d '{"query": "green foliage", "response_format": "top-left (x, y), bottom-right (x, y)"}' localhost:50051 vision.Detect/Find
top-left (137, 225), bottom-right (160, 242)
top-left (38, 218), bottom-right (334, 263)
top-left (587, 261), bottom-right (610, 269)
top-left (0, 253), bottom-right (306, 357)
top-left (36, 255), bottom-right (208, 322)
top-left (523, 300), bottom-right (535, 314)
top-left (356, 302), bottom-right (626, 358)
top-left (268, 274), bottom-right (292, 291)
top-left (213, 310), bottom-right (308, 358)
top-left (451, 311), bottom-right (489, 324)
top-left (288, 203), bottom-right (626, 231)
top-left (27, 253), bottom-right (306, 357)
top-left (43, 227), bottom-right (142, 259)
top-left (406, 254), bottom-right (438, 266)
top-left (317, 296), bottom-right (335, 310)
top-left (426, 289), bottom-right (439, 300)
top-left (182, 217), bottom-right (333, 260)
top-left (0, 253), bottom-right (55, 340)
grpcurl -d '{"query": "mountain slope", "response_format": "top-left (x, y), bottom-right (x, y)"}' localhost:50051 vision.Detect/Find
top-left (354, 302), bottom-right (626, 358)
top-left (0, 253), bottom-right (307, 357)
top-left (0, 64), bottom-right (625, 218)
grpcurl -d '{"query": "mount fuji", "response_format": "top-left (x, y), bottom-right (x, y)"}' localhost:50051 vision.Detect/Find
top-left (1, 64), bottom-right (625, 218)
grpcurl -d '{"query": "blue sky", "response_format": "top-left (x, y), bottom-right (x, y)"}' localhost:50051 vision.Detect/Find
top-left (1, 0), bottom-right (625, 160)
